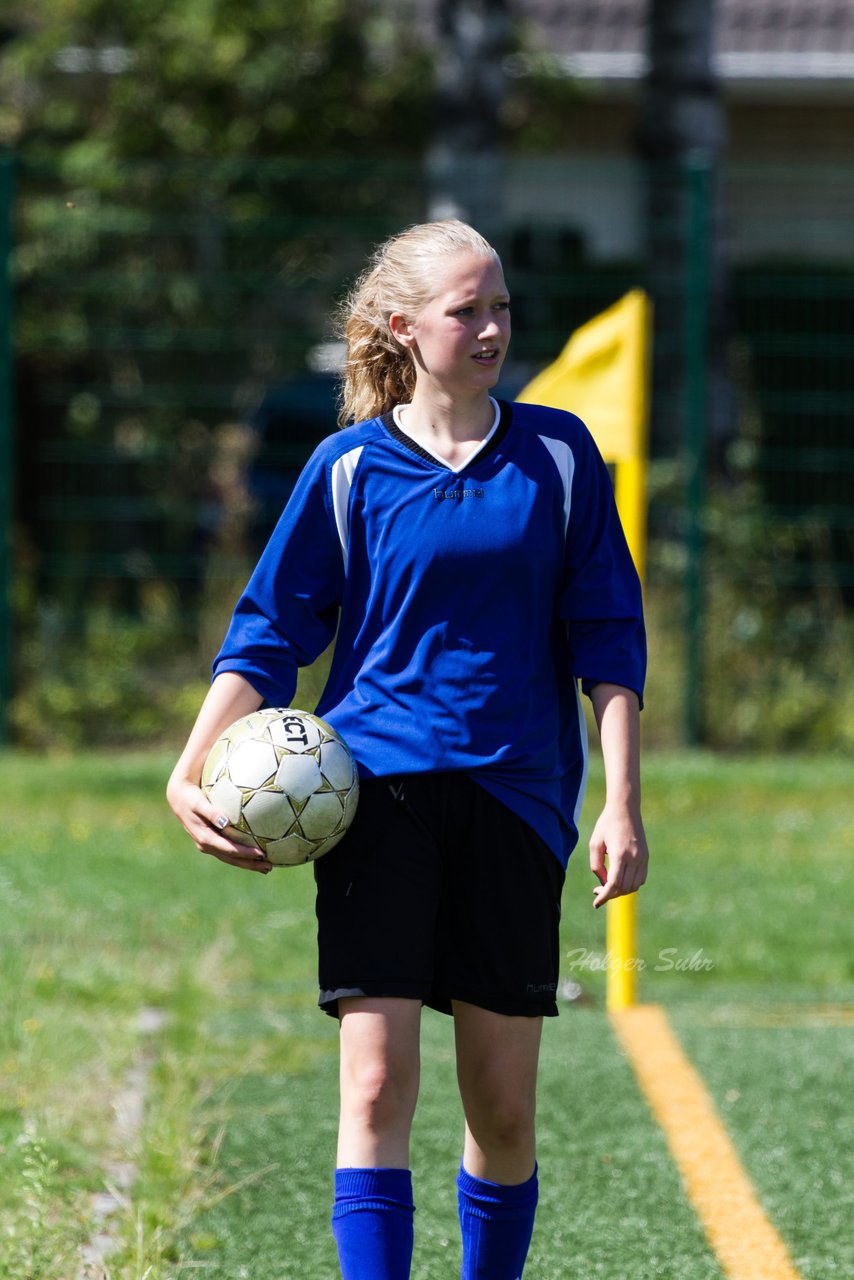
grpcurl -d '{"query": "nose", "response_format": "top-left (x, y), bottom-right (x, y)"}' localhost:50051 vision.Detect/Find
top-left (479, 314), bottom-right (501, 339)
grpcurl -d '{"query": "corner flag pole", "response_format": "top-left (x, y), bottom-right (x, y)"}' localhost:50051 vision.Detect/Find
top-left (517, 290), bottom-right (651, 1010)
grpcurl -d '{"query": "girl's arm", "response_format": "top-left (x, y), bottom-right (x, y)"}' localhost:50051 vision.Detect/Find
top-left (166, 672), bottom-right (271, 873)
top-left (587, 682), bottom-right (649, 908)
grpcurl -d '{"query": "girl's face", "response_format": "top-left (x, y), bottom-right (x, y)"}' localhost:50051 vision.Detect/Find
top-left (391, 251), bottom-right (511, 397)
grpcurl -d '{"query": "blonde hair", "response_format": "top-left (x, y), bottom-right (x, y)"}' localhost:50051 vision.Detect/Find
top-left (337, 220), bottom-right (501, 427)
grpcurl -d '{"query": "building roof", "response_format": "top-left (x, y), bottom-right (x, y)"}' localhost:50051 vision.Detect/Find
top-left (513, 0), bottom-right (854, 94)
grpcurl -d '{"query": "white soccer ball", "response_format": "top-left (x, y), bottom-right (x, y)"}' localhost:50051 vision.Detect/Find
top-left (201, 708), bottom-right (359, 866)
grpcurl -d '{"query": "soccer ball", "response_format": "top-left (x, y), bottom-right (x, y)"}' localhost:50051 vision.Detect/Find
top-left (201, 708), bottom-right (359, 866)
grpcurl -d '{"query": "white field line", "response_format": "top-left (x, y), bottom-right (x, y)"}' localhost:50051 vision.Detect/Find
top-left (78, 1006), bottom-right (168, 1278)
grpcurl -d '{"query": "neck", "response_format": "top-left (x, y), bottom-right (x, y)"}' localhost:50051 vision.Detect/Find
top-left (404, 386), bottom-right (495, 443)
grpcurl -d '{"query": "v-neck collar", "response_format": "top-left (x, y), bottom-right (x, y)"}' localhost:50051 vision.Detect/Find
top-left (380, 398), bottom-right (512, 473)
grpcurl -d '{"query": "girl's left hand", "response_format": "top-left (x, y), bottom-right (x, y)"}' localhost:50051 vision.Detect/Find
top-left (589, 803), bottom-right (648, 908)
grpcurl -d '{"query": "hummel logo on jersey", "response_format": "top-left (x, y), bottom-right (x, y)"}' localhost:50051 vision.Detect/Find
top-left (388, 781), bottom-right (406, 803)
top-left (433, 487), bottom-right (484, 501)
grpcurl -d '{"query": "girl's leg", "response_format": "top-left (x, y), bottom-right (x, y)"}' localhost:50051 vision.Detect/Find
top-left (337, 995), bottom-right (422, 1167)
top-left (453, 1001), bottom-right (543, 1279)
top-left (332, 996), bottom-right (422, 1280)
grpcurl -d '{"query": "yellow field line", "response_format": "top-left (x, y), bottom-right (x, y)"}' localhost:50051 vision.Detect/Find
top-left (610, 1004), bottom-right (803, 1280)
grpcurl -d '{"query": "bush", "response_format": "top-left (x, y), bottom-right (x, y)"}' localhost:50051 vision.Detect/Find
top-left (644, 460), bottom-right (854, 753)
top-left (11, 605), bottom-right (209, 750)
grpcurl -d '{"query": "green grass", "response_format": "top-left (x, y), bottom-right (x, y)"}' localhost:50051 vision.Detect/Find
top-left (0, 749), bottom-right (851, 1278)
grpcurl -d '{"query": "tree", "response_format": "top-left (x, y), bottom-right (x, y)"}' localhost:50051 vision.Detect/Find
top-left (1, 0), bottom-right (437, 408)
top-left (1, 0), bottom-right (438, 746)
top-left (1, 0), bottom-right (432, 161)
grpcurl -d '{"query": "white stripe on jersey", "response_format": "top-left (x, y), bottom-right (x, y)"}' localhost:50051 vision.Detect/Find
top-left (330, 446), bottom-right (364, 568)
top-left (573, 677), bottom-right (590, 830)
top-left (536, 434), bottom-right (575, 534)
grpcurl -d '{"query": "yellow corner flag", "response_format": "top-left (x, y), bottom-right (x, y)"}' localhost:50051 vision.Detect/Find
top-left (518, 290), bottom-right (652, 1010)
top-left (517, 288), bottom-right (650, 578)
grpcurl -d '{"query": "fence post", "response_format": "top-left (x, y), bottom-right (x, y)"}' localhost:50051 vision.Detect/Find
top-left (0, 150), bottom-right (14, 745)
top-left (683, 155), bottom-right (711, 747)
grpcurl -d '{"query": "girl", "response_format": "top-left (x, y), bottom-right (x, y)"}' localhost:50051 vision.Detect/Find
top-left (167, 219), bottom-right (648, 1279)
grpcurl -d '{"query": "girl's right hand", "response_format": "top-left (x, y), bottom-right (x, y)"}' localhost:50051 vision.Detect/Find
top-left (166, 774), bottom-right (273, 874)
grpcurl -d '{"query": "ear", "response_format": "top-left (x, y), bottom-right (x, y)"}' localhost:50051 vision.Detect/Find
top-left (389, 311), bottom-right (416, 350)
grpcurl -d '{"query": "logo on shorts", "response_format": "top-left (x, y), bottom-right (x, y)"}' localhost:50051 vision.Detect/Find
top-left (526, 982), bottom-right (557, 994)
top-left (388, 781), bottom-right (406, 803)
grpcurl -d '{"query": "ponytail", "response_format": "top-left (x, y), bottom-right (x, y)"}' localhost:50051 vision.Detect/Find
top-left (337, 270), bottom-right (417, 427)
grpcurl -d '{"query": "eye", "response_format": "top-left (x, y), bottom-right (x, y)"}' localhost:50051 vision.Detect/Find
top-left (454, 306), bottom-right (474, 317)
top-left (494, 300), bottom-right (510, 311)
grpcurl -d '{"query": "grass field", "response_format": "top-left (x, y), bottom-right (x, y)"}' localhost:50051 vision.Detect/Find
top-left (0, 749), bottom-right (851, 1279)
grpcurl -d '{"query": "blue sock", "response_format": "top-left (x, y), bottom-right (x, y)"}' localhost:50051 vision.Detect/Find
top-left (332, 1167), bottom-right (415, 1280)
top-left (457, 1163), bottom-right (539, 1280)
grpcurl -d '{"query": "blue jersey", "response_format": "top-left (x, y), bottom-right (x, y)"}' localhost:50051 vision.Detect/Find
top-left (213, 398), bottom-right (646, 867)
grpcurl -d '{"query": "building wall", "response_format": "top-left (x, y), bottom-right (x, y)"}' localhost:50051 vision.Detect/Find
top-left (502, 98), bottom-right (854, 263)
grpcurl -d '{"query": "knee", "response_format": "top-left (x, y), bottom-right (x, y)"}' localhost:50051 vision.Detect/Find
top-left (468, 1086), bottom-right (536, 1154)
top-left (342, 1057), bottom-right (419, 1135)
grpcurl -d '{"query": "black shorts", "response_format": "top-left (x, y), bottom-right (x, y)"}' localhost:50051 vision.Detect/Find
top-left (314, 772), bottom-right (566, 1019)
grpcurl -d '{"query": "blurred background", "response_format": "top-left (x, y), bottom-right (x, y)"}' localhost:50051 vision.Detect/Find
top-left (1, 0), bottom-right (853, 754)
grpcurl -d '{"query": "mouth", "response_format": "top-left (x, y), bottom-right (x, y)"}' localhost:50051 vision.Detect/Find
top-left (472, 348), bottom-right (500, 365)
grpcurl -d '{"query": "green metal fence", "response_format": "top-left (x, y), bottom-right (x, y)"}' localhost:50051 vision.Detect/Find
top-left (2, 154), bottom-right (853, 749)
